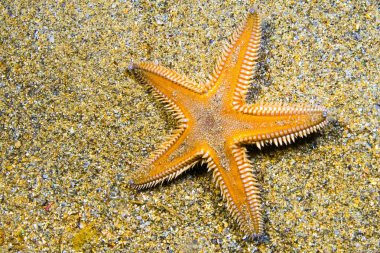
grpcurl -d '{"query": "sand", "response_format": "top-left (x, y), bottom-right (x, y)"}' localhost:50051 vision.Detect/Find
top-left (0, 0), bottom-right (379, 252)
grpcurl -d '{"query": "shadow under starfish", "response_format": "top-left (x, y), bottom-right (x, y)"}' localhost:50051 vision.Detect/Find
top-left (128, 9), bottom-right (328, 240)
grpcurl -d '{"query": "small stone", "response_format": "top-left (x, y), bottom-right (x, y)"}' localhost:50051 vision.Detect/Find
top-left (15, 141), bottom-right (21, 148)
top-left (48, 33), bottom-right (55, 43)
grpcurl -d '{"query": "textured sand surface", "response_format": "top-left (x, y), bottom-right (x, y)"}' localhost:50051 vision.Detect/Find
top-left (1, 0), bottom-right (379, 252)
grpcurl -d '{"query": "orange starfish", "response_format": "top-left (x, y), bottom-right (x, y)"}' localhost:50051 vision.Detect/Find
top-left (129, 10), bottom-right (327, 239)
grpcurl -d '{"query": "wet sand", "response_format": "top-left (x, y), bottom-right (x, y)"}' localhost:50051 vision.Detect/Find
top-left (0, 0), bottom-right (379, 252)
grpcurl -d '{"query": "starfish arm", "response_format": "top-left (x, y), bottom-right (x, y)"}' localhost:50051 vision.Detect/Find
top-left (206, 145), bottom-right (263, 237)
top-left (206, 10), bottom-right (261, 107)
top-left (132, 62), bottom-right (207, 119)
top-left (233, 107), bottom-right (328, 149)
top-left (132, 62), bottom-right (206, 95)
top-left (237, 102), bottom-right (325, 116)
top-left (129, 129), bottom-right (207, 190)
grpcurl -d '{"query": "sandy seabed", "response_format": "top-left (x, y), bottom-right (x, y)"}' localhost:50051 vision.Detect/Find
top-left (0, 0), bottom-right (379, 252)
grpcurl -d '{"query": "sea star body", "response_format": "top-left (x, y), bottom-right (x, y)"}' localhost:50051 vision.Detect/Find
top-left (129, 10), bottom-right (327, 238)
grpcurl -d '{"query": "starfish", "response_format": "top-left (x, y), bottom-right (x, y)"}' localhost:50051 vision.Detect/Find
top-left (129, 10), bottom-right (327, 238)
